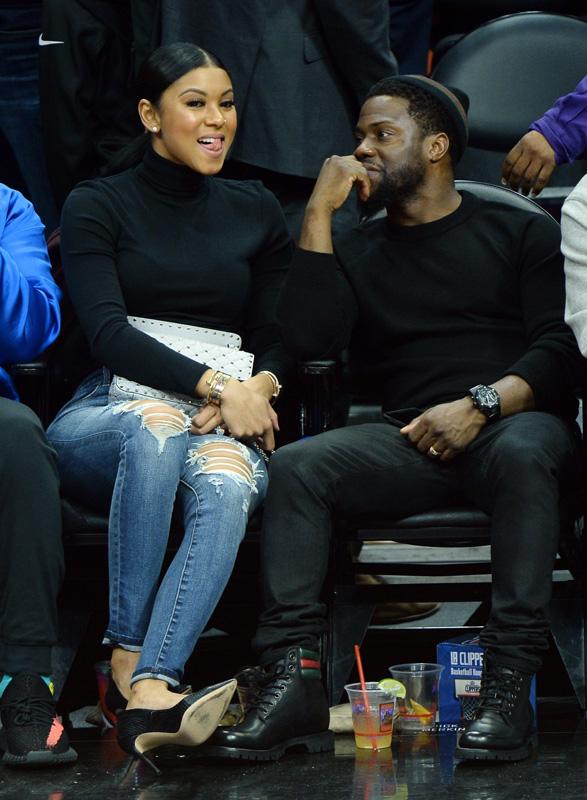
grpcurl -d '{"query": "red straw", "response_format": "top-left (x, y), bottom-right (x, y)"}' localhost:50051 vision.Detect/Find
top-left (354, 644), bottom-right (378, 751)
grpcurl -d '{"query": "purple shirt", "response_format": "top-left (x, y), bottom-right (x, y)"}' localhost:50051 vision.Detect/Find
top-left (530, 75), bottom-right (587, 165)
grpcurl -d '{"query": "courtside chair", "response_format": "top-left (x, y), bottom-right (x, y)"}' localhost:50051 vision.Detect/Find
top-left (431, 12), bottom-right (587, 208)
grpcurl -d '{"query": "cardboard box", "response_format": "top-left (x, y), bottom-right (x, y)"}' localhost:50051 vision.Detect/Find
top-left (436, 634), bottom-right (537, 727)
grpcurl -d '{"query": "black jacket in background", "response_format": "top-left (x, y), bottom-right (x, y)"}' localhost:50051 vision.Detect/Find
top-left (161, 0), bottom-right (398, 179)
top-left (39, 0), bottom-right (159, 208)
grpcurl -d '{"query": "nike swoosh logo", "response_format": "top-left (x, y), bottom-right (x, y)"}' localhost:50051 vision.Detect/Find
top-left (38, 34), bottom-right (65, 46)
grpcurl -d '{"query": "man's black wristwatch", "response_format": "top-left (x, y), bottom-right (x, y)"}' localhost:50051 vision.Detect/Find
top-left (468, 384), bottom-right (501, 422)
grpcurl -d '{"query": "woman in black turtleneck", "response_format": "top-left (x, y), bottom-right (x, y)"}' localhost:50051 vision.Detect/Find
top-left (47, 42), bottom-right (294, 768)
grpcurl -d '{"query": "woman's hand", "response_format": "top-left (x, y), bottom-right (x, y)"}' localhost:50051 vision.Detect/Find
top-left (241, 372), bottom-right (276, 402)
top-left (191, 373), bottom-right (279, 447)
top-left (221, 378), bottom-right (279, 450)
top-left (190, 403), bottom-right (225, 435)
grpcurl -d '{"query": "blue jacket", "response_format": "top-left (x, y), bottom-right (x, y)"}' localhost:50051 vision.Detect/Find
top-left (0, 184), bottom-right (61, 399)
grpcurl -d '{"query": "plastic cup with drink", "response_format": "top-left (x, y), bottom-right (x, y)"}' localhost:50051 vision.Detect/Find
top-left (344, 681), bottom-right (402, 750)
top-left (388, 662), bottom-right (444, 732)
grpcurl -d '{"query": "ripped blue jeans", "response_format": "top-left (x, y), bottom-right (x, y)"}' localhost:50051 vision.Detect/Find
top-left (47, 369), bottom-right (268, 686)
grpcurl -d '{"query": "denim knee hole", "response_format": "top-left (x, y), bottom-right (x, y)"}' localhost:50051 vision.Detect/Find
top-left (112, 400), bottom-right (190, 454)
top-left (186, 440), bottom-right (263, 514)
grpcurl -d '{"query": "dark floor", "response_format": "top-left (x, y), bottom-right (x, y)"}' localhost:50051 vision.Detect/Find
top-left (0, 699), bottom-right (586, 800)
top-left (3, 593), bottom-right (583, 799)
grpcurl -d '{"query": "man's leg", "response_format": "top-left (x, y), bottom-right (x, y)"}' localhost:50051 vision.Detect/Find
top-left (456, 412), bottom-right (581, 761)
top-left (0, 398), bottom-right (76, 766)
top-left (207, 422), bottom-right (457, 760)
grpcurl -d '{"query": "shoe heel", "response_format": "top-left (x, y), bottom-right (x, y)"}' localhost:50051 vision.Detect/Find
top-left (117, 678), bottom-right (238, 771)
top-left (181, 678), bottom-right (237, 746)
top-left (131, 741), bottom-right (162, 775)
top-left (124, 742), bottom-right (162, 775)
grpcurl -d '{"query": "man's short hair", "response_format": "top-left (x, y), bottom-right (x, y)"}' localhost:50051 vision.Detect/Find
top-left (365, 76), bottom-right (469, 166)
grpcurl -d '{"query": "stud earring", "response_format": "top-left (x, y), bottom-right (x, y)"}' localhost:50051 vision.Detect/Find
top-left (152, 126), bottom-right (158, 132)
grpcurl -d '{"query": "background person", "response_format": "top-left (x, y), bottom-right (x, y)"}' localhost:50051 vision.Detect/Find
top-left (389, 0), bottom-right (434, 74)
top-left (38, 0), bottom-right (159, 211)
top-left (46, 42), bottom-right (293, 769)
top-left (502, 74), bottom-right (587, 197)
top-left (561, 173), bottom-right (587, 358)
top-left (0, 182), bottom-right (75, 767)
top-left (0, 2), bottom-right (58, 231)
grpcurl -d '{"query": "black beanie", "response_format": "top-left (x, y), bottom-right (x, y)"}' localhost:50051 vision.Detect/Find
top-left (370, 75), bottom-right (469, 163)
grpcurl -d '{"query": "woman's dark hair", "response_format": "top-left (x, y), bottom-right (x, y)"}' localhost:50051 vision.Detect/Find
top-left (103, 42), bottom-right (226, 176)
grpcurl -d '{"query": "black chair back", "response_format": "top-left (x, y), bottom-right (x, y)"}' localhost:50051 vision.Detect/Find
top-left (432, 12), bottom-right (587, 152)
top-left (455, 179), bottom-right (558, 221)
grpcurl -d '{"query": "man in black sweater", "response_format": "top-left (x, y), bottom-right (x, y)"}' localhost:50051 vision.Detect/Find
top-left (206, 77), bottom-right (582, 762)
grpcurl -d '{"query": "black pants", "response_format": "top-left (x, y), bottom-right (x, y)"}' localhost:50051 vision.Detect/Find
top-left (0, 398), bottom-right (63, 675)
top-left (252, 412), bottom-right (581, 674)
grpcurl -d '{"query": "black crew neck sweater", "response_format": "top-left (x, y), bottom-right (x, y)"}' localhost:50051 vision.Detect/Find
top-left (60, 146), bottom-right (295, 396)
top-left (277, 192), bottom-right (580, 422)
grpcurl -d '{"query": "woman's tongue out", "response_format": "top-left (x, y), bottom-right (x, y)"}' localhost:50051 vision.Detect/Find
top-left (198, 136), bottom-right (224, 155)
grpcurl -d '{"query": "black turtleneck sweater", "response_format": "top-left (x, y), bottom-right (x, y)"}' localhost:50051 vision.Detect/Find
top-left (60, 146), bottom-right (295, 396)
top-left (277, 192), bottom-right (580, 422)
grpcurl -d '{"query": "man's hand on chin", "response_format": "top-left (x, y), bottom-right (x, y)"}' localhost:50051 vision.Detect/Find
top-left (299, 155), bottom-right (371, 254)
top-left (310, 155), bottom-right (371, 213)
top-left (400, 398), bottom-right (486, 462)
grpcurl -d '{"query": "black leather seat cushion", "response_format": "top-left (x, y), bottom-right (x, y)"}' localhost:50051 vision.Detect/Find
top-left (61, 497), bottom-right (262, 548)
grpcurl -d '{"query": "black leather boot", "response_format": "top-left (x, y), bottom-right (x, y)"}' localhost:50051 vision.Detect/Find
top-left (455, 654), bottom-right (537, 761)
top-left (202, 646), bottom-right (334, 761)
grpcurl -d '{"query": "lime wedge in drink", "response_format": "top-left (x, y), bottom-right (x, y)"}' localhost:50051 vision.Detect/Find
top-left (378, 678), bottom-right (406, 698)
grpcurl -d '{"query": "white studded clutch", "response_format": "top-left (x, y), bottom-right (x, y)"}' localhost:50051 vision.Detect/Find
top-left (109, 317), bottom-right (254, 409)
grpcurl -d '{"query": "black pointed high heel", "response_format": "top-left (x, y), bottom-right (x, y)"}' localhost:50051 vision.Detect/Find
top-left (95, 661), bottom-right (192, 730)
top-left (117, 678), bottom-right (237, 773)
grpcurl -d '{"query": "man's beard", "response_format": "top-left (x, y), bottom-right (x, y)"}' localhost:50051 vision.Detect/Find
top-left (360, 159), bottom-right (427, 219)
